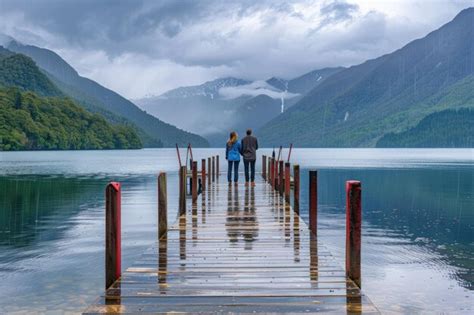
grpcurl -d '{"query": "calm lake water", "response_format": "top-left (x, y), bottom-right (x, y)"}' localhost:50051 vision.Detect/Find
top-left (0, 148), bottom-right (472, 314)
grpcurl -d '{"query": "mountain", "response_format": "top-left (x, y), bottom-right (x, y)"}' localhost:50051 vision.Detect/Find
top-left (376, 108), bottom-right (473, 147)
top-left (5, 40), bottom-right (208, 147)
top-left (136, 68), bottom-right (342, 146)
top-left (259, 8), bottom-right (474, 147)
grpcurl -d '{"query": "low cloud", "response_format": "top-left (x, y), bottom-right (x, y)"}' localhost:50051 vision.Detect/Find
top-left (219, 81), bottom-right (299, 100)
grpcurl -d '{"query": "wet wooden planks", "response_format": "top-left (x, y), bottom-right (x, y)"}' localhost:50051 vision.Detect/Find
top-left (84, 176), bottom-right (379, 314)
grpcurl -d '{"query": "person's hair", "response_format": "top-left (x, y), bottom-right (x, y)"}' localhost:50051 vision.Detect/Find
top-left (227, 131), bottom-right (238, 144)
top-left (246, 129), bottom-right (252, 136)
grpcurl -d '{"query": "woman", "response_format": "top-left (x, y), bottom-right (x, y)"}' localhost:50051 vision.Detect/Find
top-left (225, 131), bottom-right (241, 184)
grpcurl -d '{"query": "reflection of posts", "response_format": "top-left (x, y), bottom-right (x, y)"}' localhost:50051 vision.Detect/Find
top-left (158, 172), bottom-right (167, 240)
top-left (105, 182), bottom-right (121, 290)
top-left (293, 164), bottom-right (300, 213)
top-left (309, 233), bottom-right (318, 282)
top-left (309, 170), bottom-right (317, 236)
top-left (158, 238), bottom-right (167, 286)
top-left (179, 166), bottom-right (186, 215)
top-left (346, 180), bottom-right (362, 288)
top-left (179, 215), bottom-right (186, 260)
top-left (293, 215), bottom-right (300, 262)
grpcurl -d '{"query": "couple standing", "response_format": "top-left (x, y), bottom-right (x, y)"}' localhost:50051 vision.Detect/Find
top-left (225, 129), bottom-right (258, 187)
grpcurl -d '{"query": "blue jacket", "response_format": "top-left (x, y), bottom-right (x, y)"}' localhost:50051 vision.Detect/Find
top-left (225, 141), bottom-right (241, 161)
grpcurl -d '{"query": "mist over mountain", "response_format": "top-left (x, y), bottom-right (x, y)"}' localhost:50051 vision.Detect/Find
top-left (259, 7), bottom-right (474, 147)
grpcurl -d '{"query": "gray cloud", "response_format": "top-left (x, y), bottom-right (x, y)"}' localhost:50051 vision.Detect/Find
top-left (0, 0), bottom-right (472, 98)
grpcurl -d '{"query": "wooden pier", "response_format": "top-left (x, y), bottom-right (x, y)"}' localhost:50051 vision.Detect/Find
top-left (85, 154), bottom-right (379, 314)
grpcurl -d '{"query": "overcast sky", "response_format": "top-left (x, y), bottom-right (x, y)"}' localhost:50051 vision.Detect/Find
top-left (0, 0), bottom-right (472, 99)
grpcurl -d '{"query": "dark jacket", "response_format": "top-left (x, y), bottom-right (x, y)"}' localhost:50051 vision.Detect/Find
top-left (241, 135), bottom-right (258, 161)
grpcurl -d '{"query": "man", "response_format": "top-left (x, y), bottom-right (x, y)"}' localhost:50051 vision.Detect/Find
top-left (241, 129), bottom-right (259, 187)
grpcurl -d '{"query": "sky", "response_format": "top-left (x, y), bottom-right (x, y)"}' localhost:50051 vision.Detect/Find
top-left (0, 0), bottom-right (472, 99)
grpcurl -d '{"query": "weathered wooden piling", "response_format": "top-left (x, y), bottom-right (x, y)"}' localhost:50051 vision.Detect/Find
top-left (105, 182), bottom-right (121, 289)
top-left (309, 170), bottom-right (317, 235)
top-left (279, 160), bottom-right (284, 196)
top-left (192, 161), bottom-right (198, 203)
top-left (201, 159), bottom-right (206, 191)
top-left (293, 164), bottom-right (300, 213)
top-left (262, 155), bottom-right (267, 180)
top-left (179, 165), bottom-right (186, 215)
top-left (158, 172), bottom-right (167, 239)
top-left (346, 180), bottom-right (362, 288)
top-left (212, 156), bottom-right (216, 182)
top-left (269, 158), bottom-right (274, 187)
top-left (207, 157), bottom-right (211, 186)
top-left (267, 158), bottom-right (271, 183)
top-left (284, 162), bottom-right (291, 203)
top-left (216, 155), bottom-right (219, 179)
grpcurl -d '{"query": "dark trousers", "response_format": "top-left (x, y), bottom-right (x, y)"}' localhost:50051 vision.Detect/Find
top-left (227, 160), bottom-right (240, 182)
top-left (244, 160), bottom-right (256, 182)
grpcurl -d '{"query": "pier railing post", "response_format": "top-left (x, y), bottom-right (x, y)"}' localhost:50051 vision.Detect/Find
top-left (284, 162), bottom-right (291, 203)
top-left (105, 182), bottom-right (121, 289)
top-left (346, 180), bottom-right (362, 288)
top-left (269, 158), bottom-right (274, 187)
top-left (192, 161), bottom-right (198, 203)
top-left (267, 158), bottom-right (271, 183)
top-left (293, 164), bottom-right (300, 213)
top-left (216, 155), bottom-right (219, 180)
top-left (179, 166), bottom-right (187, 215)
top-left (262, 155), bottom-right (267, 180)
top-left (207, 157), bottom-right (211, 186)
top-left (309, 170), bottom-right (317, 235)
top-left (158, 172), bottom-right (167, 240)
top-left (212, 156), bottom-right (216, 182)
top-left (279, 160), bottom-right (284, 196)
top-left (201, 159), bottom-right (206, 191)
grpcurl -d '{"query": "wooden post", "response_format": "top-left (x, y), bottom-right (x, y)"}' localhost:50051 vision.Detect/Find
top-left (284, 162), bottom-right (291, 203)
top-left (274, 160), bottom-right (279, 191)
top-left (309, 170), bottom-right (317, 235)
top-left (212, 156), bottom-right (215, 182)
top-left (158, 172), bottom-right (167, 239)
top-left (207, 157), bottom-right (211, 186)
top-left (346, 180), bottom-right (362, 288)
top-left (279, 160), bottom-right (284, 196)
top-left (216, 155), bottom-right (219, 180)
top-left (192, 161), bottom-right (198, 203)
top-left (293, 164), bottom-right (300, 213)
top-left (201, 159), bottom-right (206, 191)
top-left (269, 158), bottom-right (274, 187)
top-left (179, 165), bottom-right (187, 215)
top-left (105, 182), bottom-right (121, 289)
top-left (267, 158), bottom-right (271, 183)
top-left (262, 155), bottom-right (267, 180)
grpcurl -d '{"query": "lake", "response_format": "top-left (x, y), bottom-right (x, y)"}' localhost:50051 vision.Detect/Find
top-left (0, 148), bottom-right (472, 314)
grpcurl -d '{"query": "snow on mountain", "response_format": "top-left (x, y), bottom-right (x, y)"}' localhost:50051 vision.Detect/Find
top-left (159, 77), bottom-right (251, 99)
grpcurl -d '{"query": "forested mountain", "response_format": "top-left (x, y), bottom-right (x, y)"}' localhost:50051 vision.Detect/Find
top-left (0, 48), bottom-right (141, 150)
top-left (259, 8), bottom-right (474, 147)
top-left (6, 41), bottom-right (209, 147)
top-left (377, 108), bottom-right (473, 147)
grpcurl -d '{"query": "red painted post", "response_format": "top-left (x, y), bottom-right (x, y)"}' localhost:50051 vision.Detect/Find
top-left (105, 182), bottom-right (121, 289)
top-left (216, 155), bottom-right (219, 180)
top-left (309, 170), bottom-right (317, 235)
top-left (284, 162), bottom-right (291, 203)
top-left (158, 172), bottom-right (167, 239)
top-left (279, 160), bottom-right (284, 196)
top-left (269, 158), bottom-right (274, 188)
top-left (262, 155), bottom-right (267, 180)
top-left (293, 164), bottom-right (300, 213)
top-left (179, 165), bottom-right (187, 215)
top-left (192, 161), bottom-right (198, 203)
top-left (201, 159), bottom-right (206, 191)
top-left (346, 180), bottom-right (362, 288)
top-left (212, 156), bottom-right (216, 182)
top-left (207, 157), bottom-right (211, 186)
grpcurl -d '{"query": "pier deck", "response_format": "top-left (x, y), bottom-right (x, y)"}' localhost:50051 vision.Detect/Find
top-left (84, 175), bottom-right (378, 314)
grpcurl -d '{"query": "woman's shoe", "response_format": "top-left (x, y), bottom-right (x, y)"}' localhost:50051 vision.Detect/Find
top-left (245, 182), bottom-right (249, 187)
top-left (251, 181), bottom-right (256, 187)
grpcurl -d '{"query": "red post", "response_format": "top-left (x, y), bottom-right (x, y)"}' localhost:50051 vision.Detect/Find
top-left (309, 170), bottom-right (317, 235)
top-left (269, 158), bottom-right (274, 188)
top-left (216, 155), bottom-right (219, 180)
top-left (192, 161), bottom-right (198, 203)
top-left (279, 160), bottom-right (284, 196)
top-left (267, 158), bottom-right (271, 183)
top-left (346, 180), bottom-right (362, 288)
top-left (201, 159), bottom-right (206, 191)
top-left (158, 172), bottom-right (167, 239)
top-left (293, 164), bottom-right (300, 213)
top-left (207, 157), bottom-right (211, 186)
top-left (262, 155), bottom-right (267, 180)
top-left (284, 162), bottom-right (291, 203)
top-left (105, 182), bottom-right (121, 289)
